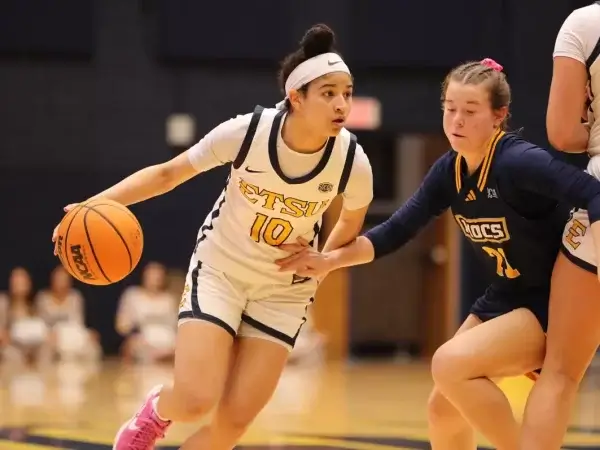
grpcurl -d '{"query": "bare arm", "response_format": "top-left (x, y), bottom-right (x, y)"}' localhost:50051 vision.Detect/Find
top-left (547, 57), bottom-right (589, 152)
top-left (548, 7), bottom-right (599, 152)
top-left (324, 235), bottom-right (376, 269)
top-left (76, 113), bottom-right (251, 207)
top-left (321, 205), bottom-right (369, 253)
top-left (321, 145), bottom-right (373, 252)
top-left (52, 152), bottom-right (202, 250)
top-left (87, 152), bottom-right (199, 207)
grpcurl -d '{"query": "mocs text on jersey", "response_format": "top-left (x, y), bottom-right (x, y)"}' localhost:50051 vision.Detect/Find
top-left (454, 215), bottom-right (511, 243)
top-left (239, 180), bottom-right (330, 218)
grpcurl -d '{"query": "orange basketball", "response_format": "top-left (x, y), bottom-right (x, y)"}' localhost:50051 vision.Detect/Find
top-left (55, 199), bottom-right (144, 285)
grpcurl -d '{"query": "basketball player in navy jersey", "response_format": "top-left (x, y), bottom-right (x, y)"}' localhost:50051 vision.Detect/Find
top-left (520, 3), bottom-right (600, 449)
top-left (276, 58), bottom-right (600, 450)
top-left (52, 24), bottom-right (374, 450)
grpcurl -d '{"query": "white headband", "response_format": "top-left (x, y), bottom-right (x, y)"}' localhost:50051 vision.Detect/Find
top-left (275, 52), bottom-right (351, 109)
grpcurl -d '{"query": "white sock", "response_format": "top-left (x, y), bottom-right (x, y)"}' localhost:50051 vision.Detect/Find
top-left (151, 396), bottom-right (169, 422)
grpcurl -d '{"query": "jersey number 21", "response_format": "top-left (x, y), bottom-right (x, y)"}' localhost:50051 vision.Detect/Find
top-left (482, 246), bottom-right (521, 279)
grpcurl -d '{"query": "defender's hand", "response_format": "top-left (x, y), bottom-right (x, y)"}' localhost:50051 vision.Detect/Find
top-left (276, 249), bottom-right (334, 280)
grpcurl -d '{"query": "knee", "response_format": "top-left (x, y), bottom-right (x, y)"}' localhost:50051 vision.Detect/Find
top-left (427, 388), bottom-right (462, 427)
top-left (172, 385), bottom-right (219, 420)
top-left (218, 397), bottom-right (262, 432)
top-left (431, 344), bottom-right (465, 387)
top-left (538, 364), bottom-right (583, 394)
top-left (542, 353), bottom-right (589, 386)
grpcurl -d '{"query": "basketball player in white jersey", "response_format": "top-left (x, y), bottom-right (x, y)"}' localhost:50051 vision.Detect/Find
top-left (51, 23), bottom-right (373, 450)
top-left (519, 3), bottom-right (600, 449)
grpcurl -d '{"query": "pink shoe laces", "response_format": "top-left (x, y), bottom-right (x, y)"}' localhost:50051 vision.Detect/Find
top-left (129, 417), bottom-right (168, 450)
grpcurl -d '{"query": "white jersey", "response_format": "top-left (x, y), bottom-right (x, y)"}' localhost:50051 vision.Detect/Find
top-left (186, 106), bottom-right (373, 285)
top-left (554, 3), bottom-right (600, 174)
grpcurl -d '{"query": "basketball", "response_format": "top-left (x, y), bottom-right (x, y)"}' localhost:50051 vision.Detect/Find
top-left (55, 199), bottom-right (144, 285)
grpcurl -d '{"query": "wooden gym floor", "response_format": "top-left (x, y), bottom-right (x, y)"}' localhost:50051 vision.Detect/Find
top-left (2, 359), bottom-right (600, 449)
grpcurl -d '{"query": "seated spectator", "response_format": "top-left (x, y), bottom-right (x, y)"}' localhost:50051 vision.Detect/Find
top-left (116, 262), bottom-right (177, 364)
top-left (165, 268), bottom-right (186, 301)
top-left (35, 266), bottom-right (102, 362)
top-left (1, 267), bottom-right (51, 366)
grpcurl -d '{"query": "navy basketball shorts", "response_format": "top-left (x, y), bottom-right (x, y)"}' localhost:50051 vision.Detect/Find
top-left (469, 288), bottom-right (549, 332)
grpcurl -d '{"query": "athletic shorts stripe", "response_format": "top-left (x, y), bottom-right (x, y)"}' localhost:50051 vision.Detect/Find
top-left (560, 243), bottom-right (596, 275)
top-left (178, 261), bottom-right (237, 337)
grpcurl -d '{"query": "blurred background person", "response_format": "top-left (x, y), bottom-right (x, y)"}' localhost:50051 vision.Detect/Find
top-left (115, 261), bottom-right (178, 364)
top-left (0, 267), bottom-right (51, 366)
top-left (35, 266), bottom-right (101, 362)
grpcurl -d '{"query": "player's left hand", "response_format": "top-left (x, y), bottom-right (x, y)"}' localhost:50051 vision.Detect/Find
top-left (276, 237), bottom-right (333, 279)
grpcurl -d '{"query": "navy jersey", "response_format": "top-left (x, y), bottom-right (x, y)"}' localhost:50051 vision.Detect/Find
top-left (452, 131), bottom-right (565, 292)
top-left (365, 130), bottom-right (600, 295)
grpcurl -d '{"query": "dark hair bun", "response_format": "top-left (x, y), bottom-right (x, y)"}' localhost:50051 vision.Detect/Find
top-left (300, 24), bottom-right (336, 58)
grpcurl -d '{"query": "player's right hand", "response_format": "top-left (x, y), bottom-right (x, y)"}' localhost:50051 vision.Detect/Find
top-left (52, 203), bottom-right (79, 255)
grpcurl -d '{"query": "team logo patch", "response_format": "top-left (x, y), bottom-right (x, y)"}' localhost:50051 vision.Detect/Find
top-left (318, 182), bottom-right (334, 193)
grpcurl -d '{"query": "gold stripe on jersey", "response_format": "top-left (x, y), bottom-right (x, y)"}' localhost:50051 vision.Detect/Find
top-left (454, 129), bottom-right (504, 193)
top-left (477, 129), bottom-right (505, 192)
top-left (454, 154), bottom-right (463, 193)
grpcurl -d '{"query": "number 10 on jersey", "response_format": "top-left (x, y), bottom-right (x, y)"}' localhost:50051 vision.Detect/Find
top-left (250, 213), bottom-right (294, 246)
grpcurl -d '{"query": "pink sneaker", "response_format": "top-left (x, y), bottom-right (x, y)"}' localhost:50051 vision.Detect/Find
top-left (113, 385), bottom-right (171, 450)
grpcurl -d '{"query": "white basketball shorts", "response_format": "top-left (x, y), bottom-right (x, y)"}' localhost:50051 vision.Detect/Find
top-left (178, 261), bottom-right (317, 351)
top-left (561, 207), bottom-right (597, 274)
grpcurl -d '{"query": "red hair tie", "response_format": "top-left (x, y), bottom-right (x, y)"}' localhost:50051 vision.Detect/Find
top-left (480, 58), bottom-right (503, 72)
